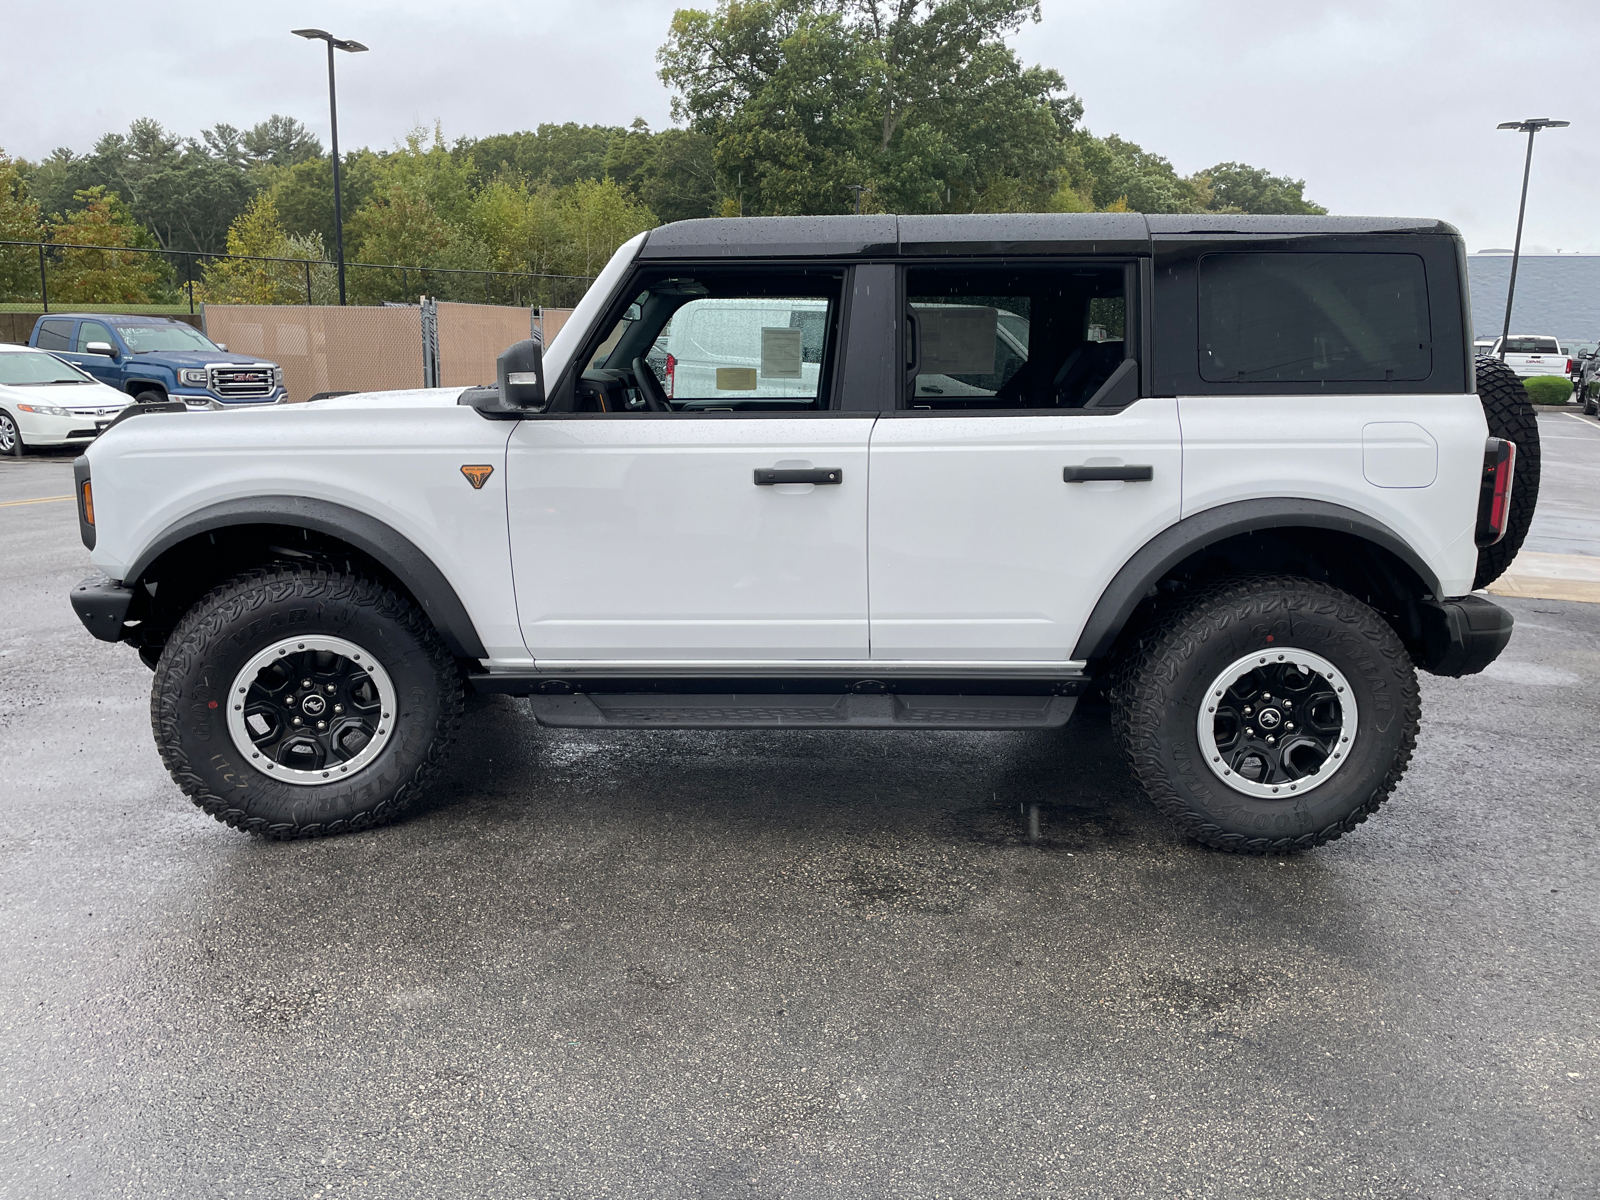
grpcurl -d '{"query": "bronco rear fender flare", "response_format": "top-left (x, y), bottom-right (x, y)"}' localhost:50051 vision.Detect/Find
top-left (124, 495), bottom-right (489, 660)
top-left (1070, 498), bottom-right (1445, 663)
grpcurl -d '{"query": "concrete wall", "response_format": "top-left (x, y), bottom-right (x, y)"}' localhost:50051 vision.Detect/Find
top-left (1466, 255), bottom-right (1600, 343)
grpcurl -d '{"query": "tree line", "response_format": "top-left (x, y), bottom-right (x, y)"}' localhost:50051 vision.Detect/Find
top-left (0, 0), bottom-right (1324, 308)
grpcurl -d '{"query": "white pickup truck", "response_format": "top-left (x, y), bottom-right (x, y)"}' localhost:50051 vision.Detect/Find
top-left (68, 213), bottom-right (1539, 856)
top-left (1490, 335), bottom-right (1571, 379)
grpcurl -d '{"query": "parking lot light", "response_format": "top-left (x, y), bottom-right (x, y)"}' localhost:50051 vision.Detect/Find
top-left (1495, 117), bottom-right (1570, 360)
top-left (292, 29), bottom-right (369, 306)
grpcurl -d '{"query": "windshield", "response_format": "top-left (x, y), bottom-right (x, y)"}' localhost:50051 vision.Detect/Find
top-left (0, 351), bottom-right (94, 385)
top-left (115, 323), bottom-right (220, 353)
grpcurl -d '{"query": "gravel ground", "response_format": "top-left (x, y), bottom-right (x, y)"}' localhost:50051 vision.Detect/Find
top-left (1, 428), bottom-right (1596, 1199)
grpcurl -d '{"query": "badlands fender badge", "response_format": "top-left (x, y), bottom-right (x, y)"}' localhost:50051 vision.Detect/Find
top-left (460, 465), bottom-right (494, 490)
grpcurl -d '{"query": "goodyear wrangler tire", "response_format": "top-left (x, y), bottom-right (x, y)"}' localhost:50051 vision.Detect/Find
top-left (1110, 576), bottom-right (1420, 854)
top-left (1474, 356), bottom-right (1541, 589)
top-left (151, 564), bottom-right (463, 838)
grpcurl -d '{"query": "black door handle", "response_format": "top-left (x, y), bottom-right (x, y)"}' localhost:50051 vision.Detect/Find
top-left (755, 468), bottom-right (843, 485)
top-left (1063, 465), bottom-right (1153, 483)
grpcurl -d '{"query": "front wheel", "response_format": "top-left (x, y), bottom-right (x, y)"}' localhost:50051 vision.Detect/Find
top-left (1110, 576), bottom-right (1420, 854)
top-left (0, 410), bottom-right (24, 457)
top-left (152, 565), bottom-right (463, 838)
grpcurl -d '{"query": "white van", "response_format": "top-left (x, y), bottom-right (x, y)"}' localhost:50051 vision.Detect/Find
top-left (658, 297), bottom-right (828, 405)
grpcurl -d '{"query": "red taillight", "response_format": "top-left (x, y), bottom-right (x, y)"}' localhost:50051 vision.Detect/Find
top-left (1475, 438), bottom-right (1516, 547)
top-left (665, 353), bottom-right (676, 398)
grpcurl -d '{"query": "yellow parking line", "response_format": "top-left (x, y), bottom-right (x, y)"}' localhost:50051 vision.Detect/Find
top-left (0, 494), bottom-right (73, 507)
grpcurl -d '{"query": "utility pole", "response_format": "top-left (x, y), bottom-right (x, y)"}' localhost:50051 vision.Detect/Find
top-left (1494, 117), bottom-right (1569, 358)
top-left (293, 29), bottom-right (369, 305)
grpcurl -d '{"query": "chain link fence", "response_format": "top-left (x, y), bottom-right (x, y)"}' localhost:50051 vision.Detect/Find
top-left (0, 239), bottom-right (595, 315)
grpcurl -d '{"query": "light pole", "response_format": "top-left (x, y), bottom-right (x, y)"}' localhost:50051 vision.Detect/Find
top-left (1494, 117), bottom-right (1569, 359)
top-left (292, 28), bottom-right (368, 305)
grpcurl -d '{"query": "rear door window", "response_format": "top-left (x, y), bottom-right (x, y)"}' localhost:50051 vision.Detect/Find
top-left (1198, 252), bottom-right (1432, 384)
top-left (35, 320), bottom-right (74, 351)
top-left (904, 264), bottom-right (1130, 410)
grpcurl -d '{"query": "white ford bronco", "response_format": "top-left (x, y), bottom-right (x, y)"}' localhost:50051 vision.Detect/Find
top-left (69, 214), bottom-right (1536, 853)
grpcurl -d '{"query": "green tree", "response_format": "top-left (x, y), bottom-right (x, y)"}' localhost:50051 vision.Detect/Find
top-left (659, 0), bottom-right (1078, 215)
top-left (1191, 161), bottom-right (1326, 215)
top-left (0, 149), bottom-right (44, 300)
top-left (200, 193), bottom-right (336, 304)
top-left (241, 116), bottom-right (324, 167)
top-left (266, 150), bottom-right (380, 251)
top-left (559, 178), bottom-right (658, 276)
top-left (47, 186), bottom-right (163, 303)
top-left (1072, 133), bottom-right (1197, 214)
top-left (462, 123), bottom-right (623, 188)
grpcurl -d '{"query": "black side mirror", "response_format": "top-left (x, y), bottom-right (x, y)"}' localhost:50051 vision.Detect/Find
top-left (460, 338), bottom-right (547, 419)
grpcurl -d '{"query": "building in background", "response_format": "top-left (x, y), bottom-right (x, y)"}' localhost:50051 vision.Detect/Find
top-left (1467, 251), bottom-right (1600, 344)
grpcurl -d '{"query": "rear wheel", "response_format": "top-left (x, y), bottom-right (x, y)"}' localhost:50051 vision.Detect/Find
top-left (1474, 356), bottom-right (1541, 588)
top-left (1110, 576), bottom-right (1420, 854)
top-left (151, 564), bottom-right (463, 838)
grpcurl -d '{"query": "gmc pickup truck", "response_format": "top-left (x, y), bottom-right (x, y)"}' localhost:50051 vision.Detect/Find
top-left (1490, 335), bottom-right (1571, 380)
top-left (31, 313), bottom-right (286, 406)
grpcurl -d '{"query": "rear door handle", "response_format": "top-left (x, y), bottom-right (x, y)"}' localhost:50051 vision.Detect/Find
top-left (755, 468), bottom-right (843, 485)
top-left (1063, 465), bottom-right (1153, 483)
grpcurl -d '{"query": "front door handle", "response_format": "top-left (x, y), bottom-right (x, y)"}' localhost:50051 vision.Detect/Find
top-left (755, 468), bottom-right (843, 485)
top-left (1063, 465), bottom-right (1153, 483)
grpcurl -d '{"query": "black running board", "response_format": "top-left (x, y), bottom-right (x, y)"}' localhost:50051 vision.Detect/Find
top-left (522, 692), bottom-right (1077, 730)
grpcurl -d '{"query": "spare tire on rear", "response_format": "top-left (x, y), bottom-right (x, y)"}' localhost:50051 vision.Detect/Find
top-left (1473, 356), bottom-right (1541, 589)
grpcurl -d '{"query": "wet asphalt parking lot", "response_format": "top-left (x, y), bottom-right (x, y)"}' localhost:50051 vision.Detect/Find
top-left (2, 413), bottom-right (1598, 1199)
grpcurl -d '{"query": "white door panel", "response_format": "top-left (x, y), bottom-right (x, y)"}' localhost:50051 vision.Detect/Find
top-left (508, 418), bottom-right (873, 660)
top-left (867, 399), bottom-right (1183, 660)
top-left (1178, 395), bottom-right (1487, 597)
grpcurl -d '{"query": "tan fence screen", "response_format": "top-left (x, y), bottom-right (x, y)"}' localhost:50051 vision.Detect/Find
top-left (435, 303), bottom-right (533, 388)
top-left (203, 305), bottom-right (422, 401)
top-left (203, 303), bottom-right (577, 401)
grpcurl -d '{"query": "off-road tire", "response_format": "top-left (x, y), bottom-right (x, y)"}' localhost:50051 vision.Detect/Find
top-left (1473, 356), bottom-right (1541, 589)
top-left (0, 410), bottom-right (23, 457)
top-left (151, 564), bottom-right (463, 838)
top-left (1109, 576), bottom-right (1420, 854)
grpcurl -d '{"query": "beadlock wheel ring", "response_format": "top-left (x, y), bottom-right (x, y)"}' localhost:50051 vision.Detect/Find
top-left (225, 635), bottom-right (397, 786)
top-left (1195, 647), bottom-right (1359, 800)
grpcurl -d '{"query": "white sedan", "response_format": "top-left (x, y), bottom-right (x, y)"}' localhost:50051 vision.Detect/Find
top-left (0, 344), bottom-right (132, 456)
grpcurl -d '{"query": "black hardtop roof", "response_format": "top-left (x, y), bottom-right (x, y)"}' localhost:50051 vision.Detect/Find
top-left (640, 213), bottom-right (1461, 260)
top-left (39, 313), bottom-right (186, 324)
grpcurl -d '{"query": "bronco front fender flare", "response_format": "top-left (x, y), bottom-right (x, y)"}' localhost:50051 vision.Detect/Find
top-left (124, 495), bottom-right (489, 661)
top-left (1070, 498), bottom-right (1445, 664)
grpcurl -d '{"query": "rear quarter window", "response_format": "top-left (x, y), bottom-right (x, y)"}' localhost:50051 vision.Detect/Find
top-left (1198, 252), bottom-right (1432, 384)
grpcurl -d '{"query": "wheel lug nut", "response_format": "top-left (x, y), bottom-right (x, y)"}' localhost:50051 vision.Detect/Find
top-left (301, 679), bottom-right (312, 688)
top-left (1245, 727), bottom-right (1254, 737)
top-left (334, 704), bottom-right (344, 714)
top-left (1286, 722), bottom-right (1295, 731)
top-left (1243, 706), bottom-right (1253, 715)
top-left (1266, 735), bottom-right (1276, 745)
top-left (325, 684), bottom-right (336, 694)
top-left (292, 717), bottom-right (302, 726)
top-left (316, 720), bottom-right (326, 730)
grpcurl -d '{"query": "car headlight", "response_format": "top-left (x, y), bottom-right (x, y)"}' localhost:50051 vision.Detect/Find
top-left (17, 403), bottom-right (69, 417)
top-left (181, 368), bottom-right (209, 386)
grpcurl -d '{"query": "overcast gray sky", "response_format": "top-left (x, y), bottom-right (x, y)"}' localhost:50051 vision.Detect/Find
top-left (5, 0), bottom-right (1595, 252)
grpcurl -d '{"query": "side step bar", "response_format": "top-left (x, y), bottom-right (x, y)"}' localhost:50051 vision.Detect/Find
top-left (522, 692), bottom-right (1078, 730)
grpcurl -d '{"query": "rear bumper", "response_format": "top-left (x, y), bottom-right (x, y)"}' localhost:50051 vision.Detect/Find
top-left (70, 573), bottom-right (135, 642)
top-left (1417, 595), bottom-right (1513, 677)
